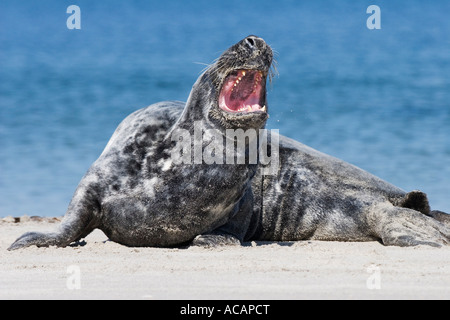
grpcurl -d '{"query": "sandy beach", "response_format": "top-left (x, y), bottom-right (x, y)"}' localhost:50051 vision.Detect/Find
top-left (1, 217), bottom-right (449, 300)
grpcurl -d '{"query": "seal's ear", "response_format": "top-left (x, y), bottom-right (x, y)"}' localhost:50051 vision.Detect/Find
top-left (397, 190), bottom-right (431, 215)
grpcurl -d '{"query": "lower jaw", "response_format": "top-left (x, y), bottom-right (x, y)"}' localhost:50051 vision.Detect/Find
top-left (215, 107), bottom-right (269, 130)
top-left (220, 104), bottom-right (267, 114)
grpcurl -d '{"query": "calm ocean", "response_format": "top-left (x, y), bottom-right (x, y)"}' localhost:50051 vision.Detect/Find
top-left (1, 0), bottom-right (449, 217)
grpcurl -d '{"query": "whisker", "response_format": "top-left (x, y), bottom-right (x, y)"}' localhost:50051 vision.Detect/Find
top-left (193, 62), bottom-right (211, 67)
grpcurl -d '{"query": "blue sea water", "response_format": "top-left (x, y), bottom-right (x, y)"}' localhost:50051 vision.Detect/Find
top-left (0, 0), bottom-right (449, 217)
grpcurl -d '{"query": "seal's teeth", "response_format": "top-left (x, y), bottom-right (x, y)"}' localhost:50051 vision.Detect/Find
top-left (261, 105), bottom-right (267, 112)
top-left (242, 71), bottom-right (246, 76)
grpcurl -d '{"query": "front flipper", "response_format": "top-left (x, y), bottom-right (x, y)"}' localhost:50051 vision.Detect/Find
top-left (191, 187), bottom-right (257, 248)
top-left (8, 181), bottom-right (99, 251)
top-left (192, 231), bottom-right (241, 247)
top-left (8, 232), bottom-right (60, 250)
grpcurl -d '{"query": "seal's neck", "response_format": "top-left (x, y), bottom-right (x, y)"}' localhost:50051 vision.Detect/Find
top-left (175, 73), bottom-right (216, 131)
top-left (165, 71), bottom-right (264, 169)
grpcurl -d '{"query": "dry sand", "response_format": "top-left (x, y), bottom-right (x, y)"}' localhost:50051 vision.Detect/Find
top-left (1, 217), bottom-right (449, 300)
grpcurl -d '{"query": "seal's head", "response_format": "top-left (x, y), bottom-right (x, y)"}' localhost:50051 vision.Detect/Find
top-left (185, 36), bottom-right (274, 130)
top-left (210, 35), bottom-right (273, 129)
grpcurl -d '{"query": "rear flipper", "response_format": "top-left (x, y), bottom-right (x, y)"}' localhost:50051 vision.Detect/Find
top-left (429, 210), bottom-right (450, 225)
top-left (394, 190), bottom-right (450, 227)
top-left (395, 190), bottom-right (431, 215)
top-left (369, 203), bottom-right (450, 247)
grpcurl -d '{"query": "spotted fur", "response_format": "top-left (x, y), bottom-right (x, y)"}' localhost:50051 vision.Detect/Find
top-left (8, 36), bottom-right (272, 250)
top-left (9, 36), bottom-right (450, 250)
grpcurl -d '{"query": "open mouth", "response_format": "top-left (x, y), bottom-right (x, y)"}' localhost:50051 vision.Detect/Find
top-left (218, 69), bottom-right (266, 114)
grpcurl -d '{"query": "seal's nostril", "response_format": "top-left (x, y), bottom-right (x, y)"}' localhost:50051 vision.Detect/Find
top-left (245, 37), bottom-right (255, 48)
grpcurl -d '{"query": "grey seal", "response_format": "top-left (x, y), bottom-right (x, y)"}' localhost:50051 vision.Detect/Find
top-left (9, 36), bottom-right (450, 250)
top-left (8, 35), bottom-right (273, 250)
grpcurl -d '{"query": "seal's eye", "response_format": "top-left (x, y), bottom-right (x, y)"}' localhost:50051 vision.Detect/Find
top-left (218, 70), bottom-right (266, 114)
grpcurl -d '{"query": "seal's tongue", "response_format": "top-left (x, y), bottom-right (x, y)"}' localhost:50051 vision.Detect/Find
top-left (219, 70), bottom-right (266, 113)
